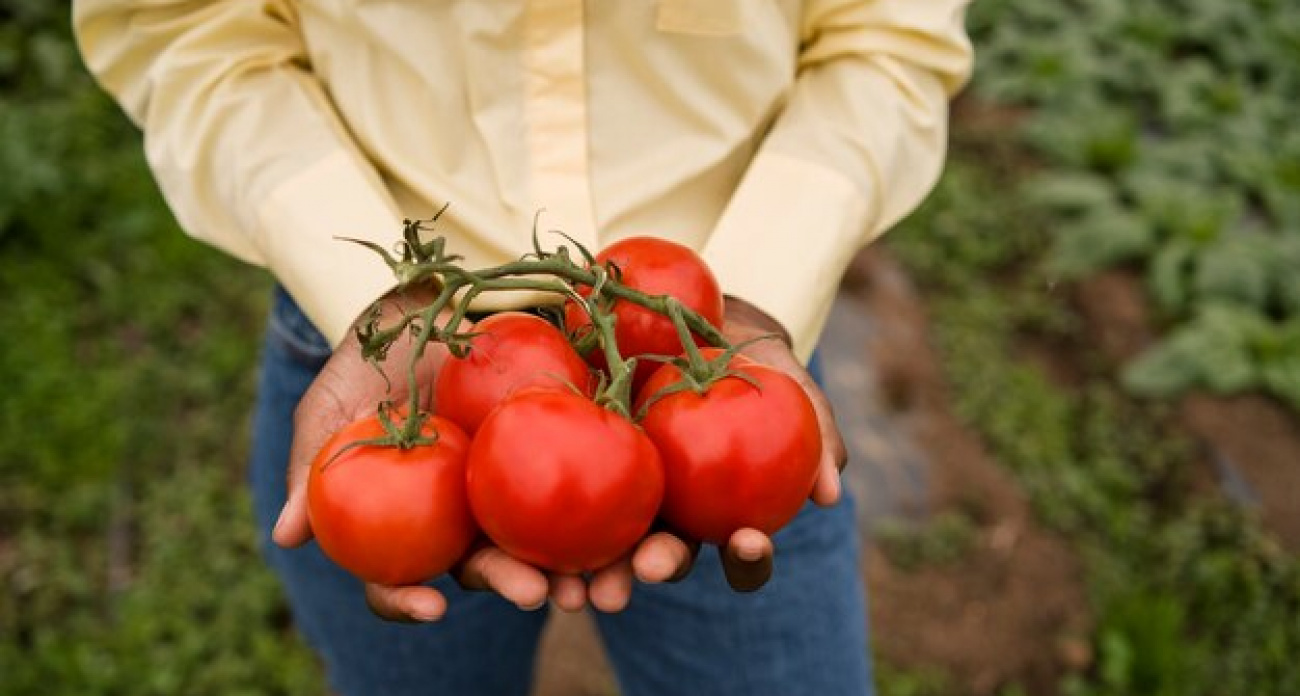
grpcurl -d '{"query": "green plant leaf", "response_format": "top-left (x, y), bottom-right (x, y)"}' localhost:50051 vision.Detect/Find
top-left (1049, 207), bottom-right (1156, 278)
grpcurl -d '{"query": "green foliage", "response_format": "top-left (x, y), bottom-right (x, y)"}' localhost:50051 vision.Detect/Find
top-left (875, 512), bottom-right (978, 572)
top-left (1123, 304), bottom-right (1300, 409)
top-left (1089, 592), bottom-right (1198, 696)
top-left (0, 3), bottom-right (319, 693)
top-left (969, 0), bottom-right (1300, 409)
top-left (890, 155), bottom-right (1300, 695)
top-left (874, 661), bottom-right (954, 696)
top-left (941, 19), bottom-right (1300, 691)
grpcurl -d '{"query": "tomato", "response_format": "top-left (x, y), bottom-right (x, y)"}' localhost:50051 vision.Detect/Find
top-left (635, 349), bottom-right (821, 545)
top-left (564, 236), bottom-right (725, 388)
top-left (435, 312), bottom-right (593, 434)
top-left (466, 389), bottom-right (664, 573)
top-left (307, 413), bottom-right (477, 586)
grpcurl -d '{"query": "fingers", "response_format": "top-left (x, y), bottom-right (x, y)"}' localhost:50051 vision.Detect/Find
top-left (365, 583), bottom-right (448, 623)
top-left (723, 307), bottom-right (848, 509)
top-left (454, 546), bottom-right (549, 610)
top-left (273, 385), bottom-right (346, 548)
top-left (632, 531), bottom-right (700, 584)
top-left (549, 574), bottom-right (587, 613)
top-left (721, 528), bottom-right (774, 592)
top-left (588, 556), bottom-right (634, 613)
top-left (273, 318), bottom-right (455, 549)
top-left (805, 382), bottom-right (847, 507)
top-left (809, 456), bottom-right (843, 508)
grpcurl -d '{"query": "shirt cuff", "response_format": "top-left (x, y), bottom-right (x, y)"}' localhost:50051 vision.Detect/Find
top-left (255, 151), bottom-right (404, 348)
top-left (701, 152), bottom-right (873, 363)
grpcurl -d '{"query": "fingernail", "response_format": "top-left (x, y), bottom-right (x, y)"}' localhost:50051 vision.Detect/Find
top-left (645, 554), bottom-right (675, 581)
top-left (736, 541), bottom-right (764, 562)
top-left (272, 506), bottom-right (287, 537)
top-left (519, 598), bottom-right (547, 612)
top-left (410, 597), bottom-right (443, 622)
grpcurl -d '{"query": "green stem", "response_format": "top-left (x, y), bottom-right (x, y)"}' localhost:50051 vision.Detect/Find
top-left (401, 285), bottom-right (455, 442)
top-left (666, 298), bottom-right (709, 379)
top-left (369, 234), bottom-right (738, 443)
top-left (582, 283), bottom-right (636, 418)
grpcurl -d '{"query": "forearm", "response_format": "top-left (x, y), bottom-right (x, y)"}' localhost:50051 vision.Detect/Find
top-left (703, 0), bottom-right (974, 360)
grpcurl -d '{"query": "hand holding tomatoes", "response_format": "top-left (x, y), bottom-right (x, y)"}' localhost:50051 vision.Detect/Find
top-left (699, 296), bottom-right (849, 590)
top-left (720, 296), bottom-right (849, 507)
top-left (273, 288), bottom-right (552, 621)
top-left (635, 349), bottom-right (822, 546)
top-left (278, 231), bottom-right (850, 619)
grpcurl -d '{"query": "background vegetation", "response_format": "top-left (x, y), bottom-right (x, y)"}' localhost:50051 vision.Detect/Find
top-left (0, 1), bottom-right (321, 693)
top-left (1, 0), bottom-right (1297, 694)
top-left (882, 0), bottom-right (1300, 693)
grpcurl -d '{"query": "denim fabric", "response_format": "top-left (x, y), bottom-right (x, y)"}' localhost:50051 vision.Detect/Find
top-left (249, 287), bottom-right (873, 696)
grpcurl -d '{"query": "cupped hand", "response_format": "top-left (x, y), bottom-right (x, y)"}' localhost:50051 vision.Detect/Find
top-left (270, 287), bottom-right (552, 621)
top-left (274, 291), bottom-right (844, 618)
top-left (590, 296), bottom-right (848, 599)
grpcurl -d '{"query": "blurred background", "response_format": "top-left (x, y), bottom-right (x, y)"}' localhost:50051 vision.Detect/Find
top-left (1, 1), bottom-right (1297, 694)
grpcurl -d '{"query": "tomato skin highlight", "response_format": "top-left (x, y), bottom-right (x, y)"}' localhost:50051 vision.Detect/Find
top-left (435, 312), bottom-right (593, 435)
top-left (307, 414), bottom-right (477, 586)
top-left (636, 350), bottom-right (822, 546)
top-left (466, 389), bottom-right (665, 573)
top-left (564, 236), bottom-right (725, 388)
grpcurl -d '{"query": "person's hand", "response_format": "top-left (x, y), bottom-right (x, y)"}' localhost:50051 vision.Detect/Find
top-left (722, 296), bottom-right (848, 507)
top-left (271, 287), bottom-right (553, 621)
top-left (591, 296), bottom-right (849, 598)
top-left (273, 290), bottom-right (844, 618)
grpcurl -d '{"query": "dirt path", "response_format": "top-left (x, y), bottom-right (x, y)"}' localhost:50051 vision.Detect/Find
top-left (845, 249), bottom-right (1092, 695)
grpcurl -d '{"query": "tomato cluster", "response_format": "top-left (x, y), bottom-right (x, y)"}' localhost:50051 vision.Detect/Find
top-left (307, 237), bottom-right (822, 586)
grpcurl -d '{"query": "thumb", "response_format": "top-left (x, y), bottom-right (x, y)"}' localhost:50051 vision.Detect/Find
top-left (273, 389), bottom-right (345, 548)
top-left (274, 357), bottom-right (362, 547)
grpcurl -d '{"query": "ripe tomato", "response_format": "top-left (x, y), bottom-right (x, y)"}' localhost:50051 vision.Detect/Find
top-left (435, 312), bottom-right (593, 434)
top-left (635, 349), bottom-right (821, 545)
top-left (466, 389), bottom-right (664, 573)
top-left (563, 236), bottom-right (725, 387)
top-left (307, 413), bottom-right (477, 586)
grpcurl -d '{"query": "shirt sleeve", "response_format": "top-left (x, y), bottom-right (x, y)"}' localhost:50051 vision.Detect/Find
top-left (700, 0), bottom-right (974, 361)
top-left (73, 0), bottom-right (402, 347)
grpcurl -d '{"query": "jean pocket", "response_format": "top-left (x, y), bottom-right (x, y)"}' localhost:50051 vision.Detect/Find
top-left (267, 286), bottom-right (333, 370)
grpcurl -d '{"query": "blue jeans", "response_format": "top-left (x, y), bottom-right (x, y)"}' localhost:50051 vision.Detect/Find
top-left (249, 287), bottom-right (873, 696)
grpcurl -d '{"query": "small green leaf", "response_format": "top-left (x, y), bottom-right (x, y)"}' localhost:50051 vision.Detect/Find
top-left (1049, 207), bottom-right (1155, 278)
top-left (1192, 236), bottom-right (1272, 308)
top-left (1148, 240), bottom-right (1197, 313)
top-left (1022, 171), bottom-right (1116, 216)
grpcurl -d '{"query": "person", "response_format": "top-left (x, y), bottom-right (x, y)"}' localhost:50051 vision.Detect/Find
top-left (74, 2), bottom-right (973, 694)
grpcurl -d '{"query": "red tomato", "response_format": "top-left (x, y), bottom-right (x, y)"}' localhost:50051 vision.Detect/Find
top-left (564, 236), bottom-right (725, 388)
top-left (635, 349), bottom-right (821, 545)
top-left (435, 312), bottom-right (593, 434)
top-left (307, 414), bottom-right (477, 586)
top-left (466, 389), bottom-right (664, 573)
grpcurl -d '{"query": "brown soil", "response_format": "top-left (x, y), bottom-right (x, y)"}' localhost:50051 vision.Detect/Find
top-left (1074, 271), bottom-right (1300, 552)
top-left (1072, 272), bottom-right (1157, 363)
top-left (1181, 394), bottom-right (1300, 552)
top-left (847, 248), bottom-right (1093, 695)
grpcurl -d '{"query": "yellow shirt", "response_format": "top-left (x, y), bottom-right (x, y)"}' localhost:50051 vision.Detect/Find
top-left (74, 0), bottom-right (972, 361)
